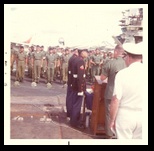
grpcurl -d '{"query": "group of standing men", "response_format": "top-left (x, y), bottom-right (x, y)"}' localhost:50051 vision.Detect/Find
top-left (11, 45), bottom-right (73, 86)
top-left (100, 42), bottom-right (144, 139)
top-left (10, 44), bottom-right (114, 86)
top-left (10, 42), bottom-right (144, 139)
top-left (66, 42), bottom-right (144, 139)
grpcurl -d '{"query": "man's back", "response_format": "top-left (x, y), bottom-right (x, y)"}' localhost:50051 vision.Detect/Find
top-left (102, 56), bottom-right (126, 100)
top-left (114, 62), bottom-right (144, 109)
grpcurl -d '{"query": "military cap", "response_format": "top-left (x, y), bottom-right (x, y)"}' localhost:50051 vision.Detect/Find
top-left (48, 47), bottom-right (53, 50)
top-left (19, 46), bottom-right (24, 49)
top-left (78, 49), bottom-right (88, 54)
top-left (123, 42), bottom-right (143, 55)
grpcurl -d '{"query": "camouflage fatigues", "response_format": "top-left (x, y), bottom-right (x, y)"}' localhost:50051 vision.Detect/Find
top-left (91, 54), bottom-right (103, 82)
top-left (16, 51), bottom-right (27, 81)
top-left (32, 52), bottom-right (43, 83)
top-left (46, 53), bottom-right (58, 84)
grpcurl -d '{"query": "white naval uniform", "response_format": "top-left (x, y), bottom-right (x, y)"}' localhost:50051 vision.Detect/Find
top-left (113, 62), bottom-right (144, 139)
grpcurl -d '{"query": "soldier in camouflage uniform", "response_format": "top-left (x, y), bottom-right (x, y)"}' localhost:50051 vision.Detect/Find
top-left (60, 48), bottom-right (71, 87)
top-left (100, 44), bottom-right (126, 139)
top-left (90, 48), bottom-right (103, 82)
top-left (86, 50), bottom-right (93, 82)
top-left (32, 45), bottom-right (43, 83)
top-left (40, 45), bottom-right (47, 78)
top-left (52, 47), bottom-right (60, 81)
top-left (10, 45), bottom-right (16, 74)
top-left (30, 46), bottom-right (35, 82)
top-left (27, 46), bottom-right (34, 78)
top-left (15, 46), bottom-right (27, 82)
top-left (55, 47), bottom-right (63, 82)
top-left (46, 47), bottom-right (58, 85)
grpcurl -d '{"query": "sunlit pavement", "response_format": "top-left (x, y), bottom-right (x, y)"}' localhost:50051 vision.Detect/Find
top-left (10, 73), bottom-right (106, 140)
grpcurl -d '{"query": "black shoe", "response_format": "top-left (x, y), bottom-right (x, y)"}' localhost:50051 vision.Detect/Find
top-left (70, 123), bottom-right (85, 130)
top-left (19, 78), bottom-right (23, 82)
top-left (77, 124), bottom-right (85, 129)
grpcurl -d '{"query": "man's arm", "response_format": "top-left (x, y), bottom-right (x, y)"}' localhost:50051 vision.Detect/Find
top-left (90, 57), bottom-right (96, 65)
top-left (100, 74), bottom-right (107, 81)
top-left (109, 71), bottom-right (122, 130)
top-left (109, 95), bottom-right (119, 129)
top-left (25, 52), bottom-right (28, 66)
top-left (100, 61), bottom-right (109, 81)
top-left (31, 52), bottom-right (35, 68)
top-left (25, 57), bottom-right (28, 67)
top-left (77, 59), bottom-right (85, 93)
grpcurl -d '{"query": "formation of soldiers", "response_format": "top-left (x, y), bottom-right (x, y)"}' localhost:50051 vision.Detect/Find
top-left (10, 44), bottom-right (114, 87)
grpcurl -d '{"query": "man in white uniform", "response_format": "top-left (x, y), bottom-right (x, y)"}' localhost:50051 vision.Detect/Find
top-left (109, 42), bottom-right (144, 139)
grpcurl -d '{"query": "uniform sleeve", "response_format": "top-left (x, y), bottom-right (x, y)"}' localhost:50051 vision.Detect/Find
top-left (100, 56), bottom-right (103, 62)
top-left (77, 59), bottom-right (86, 92)
top-left (41, 53), bottom-right (43, 59)
top-left (11, 49), bottom-right (14, 55)
top-left (60, 55), bottom-right (63, 62)
top-left (46, 55), bottom-right (48, 61)
top-left (113, 71), bottom-right (122, 100)
top-left (25, 52), bottom-right (28, 58)
top-left (43, 51), bottom-right (46, 59)
top-left (16, 52), bottom-right (19, 58)
top-left (55, 54), bottom-right (59, 60)
top-left (101, 60), bottom-right (110, 77)
top-left (32, 52), bottom-right (35, 59)
top-left (91, 55), bottom-right (94, 61)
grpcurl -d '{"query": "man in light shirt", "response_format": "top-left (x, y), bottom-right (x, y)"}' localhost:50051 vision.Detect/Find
top-left (109, 42), bottom-right (144, 139)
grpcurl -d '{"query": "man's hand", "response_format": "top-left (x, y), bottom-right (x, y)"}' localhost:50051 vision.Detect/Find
top-left (109, 120), bottom-right (116, 135)
top-left (109, 120), bottom-right (115, 129)
top-left (77, 92), bottom-right (84, 96)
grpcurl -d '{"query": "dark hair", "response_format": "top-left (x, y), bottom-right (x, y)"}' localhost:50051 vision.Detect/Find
top-left (127, 52), bottom-right (142, 59)
top-left (20, 46), bottom-right (24, 49)
top-left (78, 49), bottom-right (88, 55)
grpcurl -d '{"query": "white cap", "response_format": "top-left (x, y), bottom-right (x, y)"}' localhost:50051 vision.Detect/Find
top-left (123, 42), bottom-right (143, 55)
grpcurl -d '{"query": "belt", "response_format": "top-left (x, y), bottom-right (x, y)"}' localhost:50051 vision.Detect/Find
top-left (73, 74), bottom-right (86, 78)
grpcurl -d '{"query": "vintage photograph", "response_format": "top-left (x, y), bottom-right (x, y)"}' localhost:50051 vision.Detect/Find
top-left (4, 4), bottom-right (148, 145)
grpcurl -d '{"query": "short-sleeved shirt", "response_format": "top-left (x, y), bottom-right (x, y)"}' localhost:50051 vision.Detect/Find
top-left (16, 51), bottom-right (27, 61)
top-left (46, 53), bottom-right (57, 68)
top-left (27, 51), bottom-right (34, 59)
top-left (102, 57), bottom-right (109, 65)
top-left (83, 57), bottom-right (88, 63)
top-left (102, 56), bottom-right (126, 99)
top-left (11, 48), bottom-right (15, 56)
top-left (41, 50), bottom-right (46, 59)
top-left (54, 53), bottom-right (60, 61)
top-left (113, 62), bottom-right (144, 110)
top-left (91, 54), bottom-right (102, 65)
top-left (33, 51), bottom-right (43, 60)
top-left (61, 54), bottom-right (71, 64)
